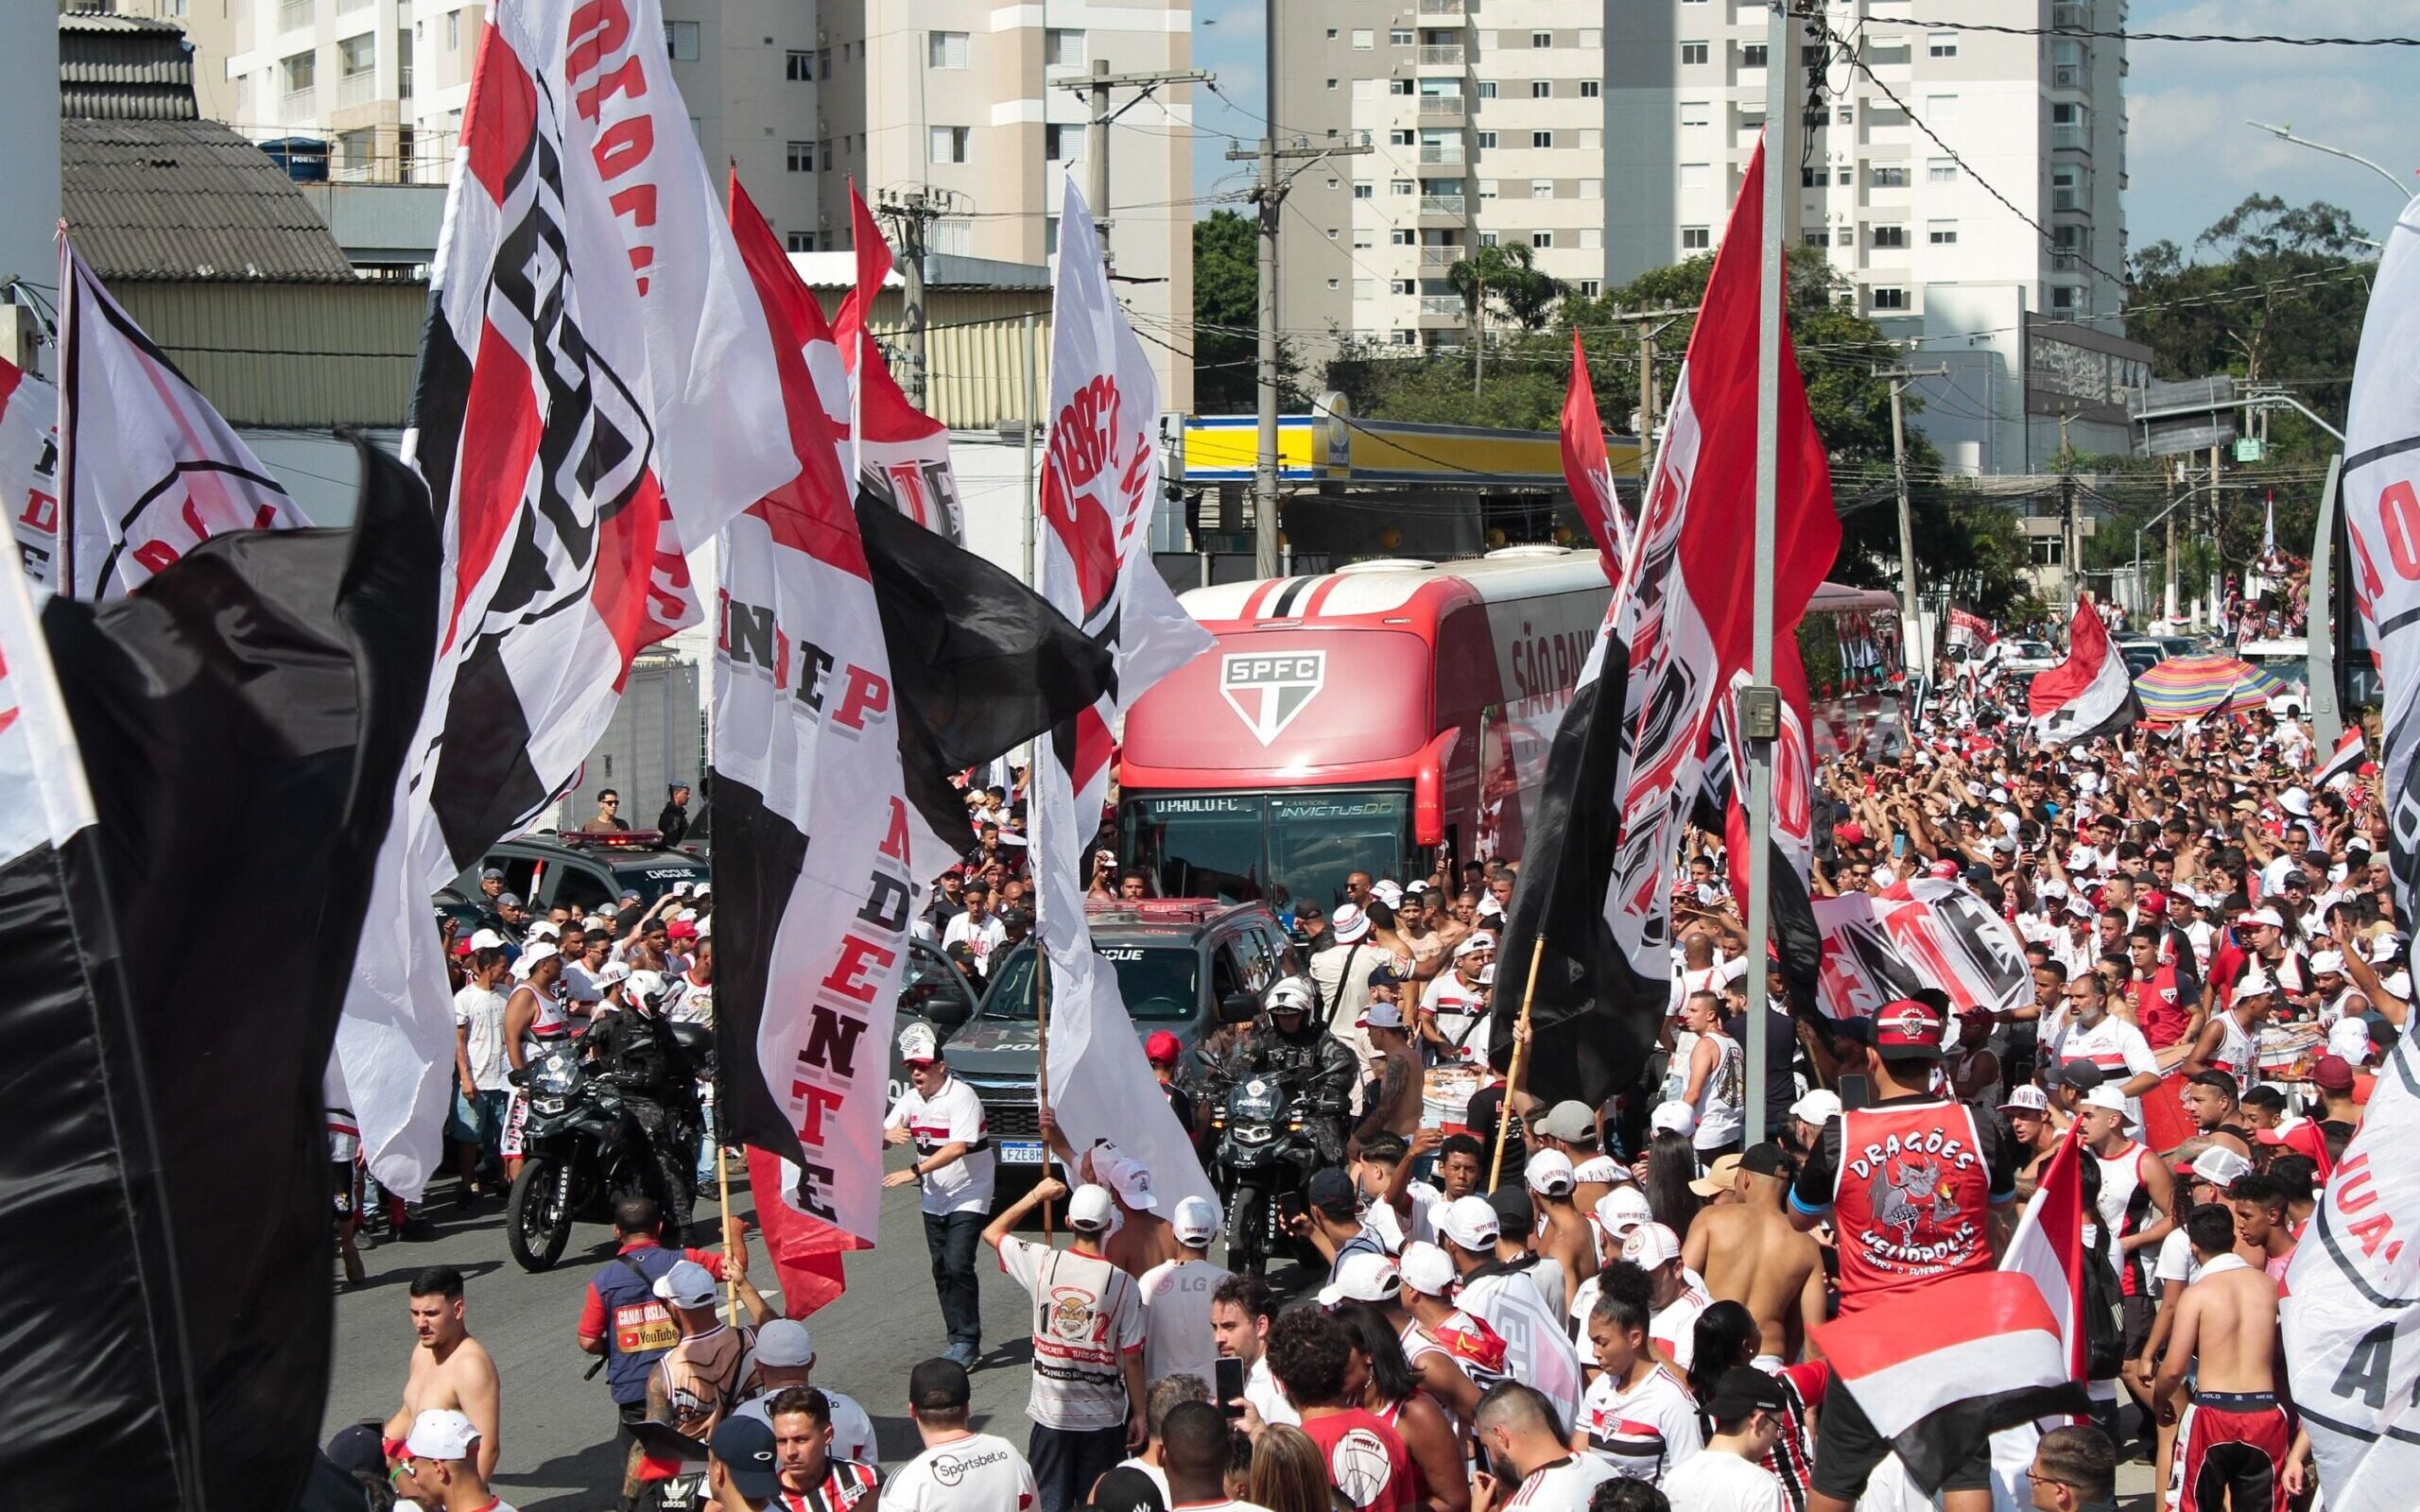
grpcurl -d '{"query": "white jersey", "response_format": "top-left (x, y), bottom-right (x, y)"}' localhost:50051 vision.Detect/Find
top-left (1660, 1449), bottom-right (1787, 1512)
top-left (1688, 1031), bottom-right (1744, 1152)
top-left (729, 1386), bottom-right (876, 1464)
top-left (999, 1237), bottom-right (1144, 1431)
top-left (1245, 1355), bottom-right (1299, 1427)
top-left (1651, 1285), bottom-right (1711, 1370)
top-left (1507, 1454), bottom-right (1618, 1510)
top-left (883, 1074), bottom-right (995, 1215)
top-left (2208, 1011), bottom-right (2261, 1092)
top-left (1580, 1364), bottom-right (1703, 1484)
top-left (1461, 1265), bottom-right (1586, 1430)
top-left (453, 983), bottom-right (511, 1091)
top-left (2045, 1012), bottom-right (2158, 1128)
top-left (885, 1432), bottom-right (1037, 1512)
top-left (664, 971), bottom-right (714, 1028)
top-left (942, 911), bottom-right (1008, 975)
top-left (1137, 1257), bottom-right (1231, 1389)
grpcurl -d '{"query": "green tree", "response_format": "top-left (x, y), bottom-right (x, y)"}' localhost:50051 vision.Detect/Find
top-left (1192, 210), bottom-right (1305, 414)
top-left (1443, 243), bottom-right (1564, 395)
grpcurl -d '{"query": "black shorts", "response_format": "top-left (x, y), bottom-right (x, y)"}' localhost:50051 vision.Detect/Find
top-left (618, 1400), bottom-right (648, 1434)
top-left (2123, 1292), bottom-right (2155, 1359)
top-left (1811, 1370), bottom-right (1996, 1499)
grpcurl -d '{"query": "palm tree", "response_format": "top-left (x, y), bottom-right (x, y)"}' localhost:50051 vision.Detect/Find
top-left (1444, 243), bottom-right (1565, 396)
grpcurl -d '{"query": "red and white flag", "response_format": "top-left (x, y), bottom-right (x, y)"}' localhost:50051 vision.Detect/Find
top-left (1810, 876), bottom-right (2031, 1022)
top-left (55, 235), bottom-right (307, 598)
top-left (1812, 1270), bottom-right (2087, 1496)
top-left (1558, 333), bottom-right (1628, 581)
top-left (832, 184), bottom-right (965, 542)
top-left (0, 356), bottom-right (59, 586)
top-left (2315, 727), bottom-right (2366, 792)
top-left (1035, 180), bottom-right (1216, 1212)
top-left (338, 0), bottom-right (796, 1195)
top-left (2028, 594), bottom-right (2141, 742)
top-left (1720, 630), bottom-right (1821, 984)
top-left (1986, 1122), bottom-right (2089, 1504)
top-left (1600, 135), bottom-right (1841, 986)
top-left (714, 174), bottom-right (916, 1315)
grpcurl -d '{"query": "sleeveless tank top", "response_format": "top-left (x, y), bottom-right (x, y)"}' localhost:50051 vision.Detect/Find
top-left (1828, 1100), bottom-right (1996, 1312)
top-left (2092, 1141), bottom-right (2154, 1297)
top-left (2209, 1013), bottom-right (2259, 1093)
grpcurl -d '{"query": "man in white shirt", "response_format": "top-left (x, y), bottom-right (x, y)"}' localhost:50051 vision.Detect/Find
top-left (881, 1023), bottom-right (995, 1367)
top-left (1210, 1273), bottom-right (1297, 1427)
top-left (1139, 1195), bottom-right (1232, 1390)
top-left (1473, 1382), bottom-right (1615, 1510)
top-left (450, 947), bottom-right (513, 1201)
top-left (1662, 1368), bottom-right (1789, 1511)
top-left (885, 1358), bottom-right (1040, 1512)
top-left (1625, 1222), bottom-right (1710, 1371)
top-left (942, 884), bottom-right (1009, 980)
top-left (985, 1179), bottom-right (1148, 1511)
top-left (1160, 1400), bottom-right (1273, 1512)
top-left (2042, 971), bottom-right (2162, 1131)
top-left (724, 1318), bottom-right (876, 1464)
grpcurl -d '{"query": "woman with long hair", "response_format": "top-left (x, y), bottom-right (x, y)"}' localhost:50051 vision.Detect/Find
top-left (1639, 1131), bottom-right (1703, 1237)
top-left (1687, 1300), bottom-right (1822, 1511)
top-left (1245, 1424), bottom-right (1339, 1512)
top-left (1334, 1301), bottom-right (1472, 1512)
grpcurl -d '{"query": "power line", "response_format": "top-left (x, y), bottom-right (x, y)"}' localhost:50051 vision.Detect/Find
top-left (1885, 17), bottom-right (2420, 47)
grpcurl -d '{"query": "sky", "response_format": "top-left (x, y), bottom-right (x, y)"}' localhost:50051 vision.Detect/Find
top-left (1185, 0), bottom-right (2416, 258)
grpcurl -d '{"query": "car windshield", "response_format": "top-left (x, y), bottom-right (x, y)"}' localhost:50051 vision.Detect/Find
top-left (609, 858), bottom-right (707, 904)
top-left (979, 941), bottom-right (1200, 1022)
top-left (2120, 648), bottom-right (2160, 676)
top-left (1119, 789), bottom-right (1409, 911)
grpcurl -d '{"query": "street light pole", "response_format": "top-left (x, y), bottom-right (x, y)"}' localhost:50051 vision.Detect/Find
top-left (2247, 120), bottom-right (2415, 201)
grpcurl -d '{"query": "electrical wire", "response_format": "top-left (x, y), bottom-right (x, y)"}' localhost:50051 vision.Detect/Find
top-left (1880, 17), bottom-right (2420, 47)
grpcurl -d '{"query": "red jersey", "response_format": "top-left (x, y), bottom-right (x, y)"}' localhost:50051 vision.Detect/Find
top-left (1300, 1407), bottom-right (1416, 1512)
top-left (2132, 963), bottom-right (2192, 1049)
top-left (1816, 1100), bottom-right (2000, 1313)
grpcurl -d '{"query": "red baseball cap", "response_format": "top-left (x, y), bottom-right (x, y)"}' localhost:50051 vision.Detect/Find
top-left (2137, 891), bottom-right (2169, 919)
top-left (1144, 1031), bottom-right (1183, 1065)
top-left (1873, 998), bottom-right (1947, 1060)
top-left (1835, 822), bottom-right (1868, 847)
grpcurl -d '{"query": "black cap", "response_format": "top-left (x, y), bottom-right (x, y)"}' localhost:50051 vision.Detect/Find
top-left (1488, 1183), bottom-right (1535, 1241)
top-left (1739, 1142), bottom-right (1789, 1179)
top-left (1706, 1366), bottom-right (1790, 1419)
top-left (708, 1417), bottom-right (780, 1500)
top-left (1307, 1166), bottom-right (1358, 1219)
top-left (324, 1424), bottom-right (386, 1481)
top-left (909, 1357), bottom-right (972, 1412)
top-left (1089, 1466), bottom-right (1169, 1512)
top-left (2054, 1058), bottom-right (2106, 1093)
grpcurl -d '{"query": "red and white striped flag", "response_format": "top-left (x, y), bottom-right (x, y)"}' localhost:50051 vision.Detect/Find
top-left (2029, 594), bottom-right (2141, 742)
top-left (831, 184), bottom-right (966, 542)
top-left (1558, 333), bottom-right (1629, 581)
top-left (2315, 727), bottom-right (2366, 791)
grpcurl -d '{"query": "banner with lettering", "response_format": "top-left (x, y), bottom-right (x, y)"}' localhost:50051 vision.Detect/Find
top-left (1810, 877), bottom-right (2031, 1022)
top-left (0, 356), bottom-right (60, 586)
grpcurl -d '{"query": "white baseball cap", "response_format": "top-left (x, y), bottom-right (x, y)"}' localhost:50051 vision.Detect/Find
top-left (2080, 1084), bottom-right (2134, 1123)
top-left (652, 1258), bottom-right (718, 1310)
top-left (1622, 1221), bottom-right (1683, 1269)
top-left (1317, 1249), bottom-right (1404, 1307)
top-left (404, 1408), bottom-right (482, 1462)
top-left (1454, 933), bottom-right (1496, 960)
top-left (468, 928), bottom-right (506, 951)
top-left (2000, 1085), bottom-right (2051, 1114)
top-left (1100, 1157), bottom-right (1160, 1212)
top-left (1436, 1195), bottom-right (1501, 1251)
top-left (1332, 904), bottom-right (1372, 943)
top-left (2310, 951), bottom-right (2346, 975)
top-left (2189, 1146), bottom-right (2255, 1190)
top-left (1399, 1241), bottom-right (1457, 1297)
top-left (1171, 1194), bottom-right (1220, 1246)
top-left (1649, 1100), bottom-right (1697, 1138)
top-left (753, 1318), bottom-right (814, 1367)
top-left (1594, 1185), bottom-right (1653, 1238)
top-left (2242, 907), bottom-right (2287, 931)
top-left (1371, 880), bottom-right (1405, 908)
top-left (527, 920), bottom-right (562, 942)
top-left (898, 1022), bottom-right (941, 1065)
top-left (516, 941), bottom-right (560, 972)
top-left (1067, 1183), bottom-right (1118, 1231)
top-left (1524, 1150), bottom-right (1577, 1197)
top-left (1789, 1090), bottom-right (1841, 1125)
top-left (1357, 1001), bottom-right (1408, 1031)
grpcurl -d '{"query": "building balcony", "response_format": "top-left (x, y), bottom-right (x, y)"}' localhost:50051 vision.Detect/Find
top-left (1417, 0), bottom-right (1465, 15)
top-left (1418, 145), bottom-right (1464, 165)
top-left (1417, 96), bottom-right (1466, 121)
top-left (285, 85), bottom-right (317, 114)
top-left (1418, 44), bottom-right (1466, 67)
top-left (337, 70), bottom-right (377, 108)
top-left (280, 0), bottom-right (313, 32)
top-left (2052, 126), bottom-right (2088, 152)
top-left (1420, 246), bottom-right (1466, 266)
top-left (1419, 193), bottom-right (1467, 218)
top-left (1419, 294), bottom-right (1464, 316)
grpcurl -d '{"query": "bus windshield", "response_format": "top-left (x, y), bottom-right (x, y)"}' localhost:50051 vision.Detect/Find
top-left (1120, 789), bottom-right (1410, 911)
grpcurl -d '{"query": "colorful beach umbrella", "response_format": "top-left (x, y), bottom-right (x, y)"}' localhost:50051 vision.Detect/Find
top-left (2133, 655), bottom-right (2259, 723)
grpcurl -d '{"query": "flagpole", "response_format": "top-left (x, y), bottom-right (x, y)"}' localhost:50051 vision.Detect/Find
top-left (1489, 936), bottom-right (1549, 1190)
top-left (1740, 1), bottom-right (1792, 1150)
top-left (715, 1141), bottom-right (739, 1320)
top-left (1037, 922), bottom-right (1055, 1244)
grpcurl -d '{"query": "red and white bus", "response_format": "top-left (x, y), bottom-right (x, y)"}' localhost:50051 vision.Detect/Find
top-left (1115, 547), bottom-right (1898, 909)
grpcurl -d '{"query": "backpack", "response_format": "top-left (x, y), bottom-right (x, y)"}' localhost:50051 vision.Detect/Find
top-left (2081, 1227), bottom-right (2124, 1380)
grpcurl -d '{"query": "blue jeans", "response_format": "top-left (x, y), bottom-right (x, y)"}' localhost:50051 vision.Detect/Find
top-left (924, 1210), bottom-right (985, 1348)
top-left (448, 1088), bottom-right (510, 1164)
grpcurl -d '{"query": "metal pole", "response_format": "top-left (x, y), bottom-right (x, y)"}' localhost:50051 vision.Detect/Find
top-left (900, 191), bottom-right (930, 411)
top-left (1253, 2), bottom-right (1282, 579)
top-left (1741, 0), bottom-right (1789, 1151)
top-left (2247, 120), bottom-right (2416, 201)
top-left (1022, 311), bottom-right (1040, 586)
top-left (2309, 452), bottom-right (2346, 747)
top-left (1091, 59), bottom-right (1114, 273)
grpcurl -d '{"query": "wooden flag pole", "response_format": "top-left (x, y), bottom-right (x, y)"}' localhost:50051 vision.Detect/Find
top-left (1489, 936), bottom-right (1549, 1191)
top-left (714, 1136), bottom-right (739, 1321)
top-left (1036, 942), bottom-right (1054, 1244)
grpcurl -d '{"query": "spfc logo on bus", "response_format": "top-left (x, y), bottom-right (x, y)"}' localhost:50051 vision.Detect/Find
top-left (1219, 651), bottom-right (1326, 747)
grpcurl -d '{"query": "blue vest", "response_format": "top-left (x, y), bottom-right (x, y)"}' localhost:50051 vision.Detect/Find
top-left (593, 1245), bottom-right (687, 1404)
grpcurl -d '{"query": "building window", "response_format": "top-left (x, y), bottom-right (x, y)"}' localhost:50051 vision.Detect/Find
top-left (1682, 226), bottom-right (1711, 249)
top-left (1353, 182), bottom-right (1374, 198)
top-left (664, 20), bottom-right (700, 60)
top-left (1803, 229), bottom-right (1830, 247)
top-left (1682, 42), bottom-right (1708, 64)
top-left (1531, 130), bottom-right (1553, 147)
top-left (1326, 78), bottom-right (1339, 90)
top-left (786, 140), bottom-right (814, 171)
top-left (1580, 79), bottom-right (1599, 97)
top-left (1801, 166), bottom-right (1824, 188)
top-left (1392, 330), bottom-right (1416, 346)
top-left (1927, 159), bottom-right (1958, 182)
top-left (1532, 31), bottom-right (1553, 48)
top-left (1579, 228), bottom-right (1601, 249)
top-left (1924, 93), bottom-right (1959, 124)
top-left (1580, 178), bottom-right (1600, 198)
top-left (1476, 130), bottom-right (1497, 148)
top-left (1579, 279), bottom-right (1601, 296)
top-left (1046, 124), bottom-right (1080, 163)
top-left (1532, 231), bottom-right (1554, 248)
top-left (1872, 165), bottom-right (1910, 188)
top-left (928, 126), bottom-right (969, 163)
top-left (1869, 39), bottom-right (1910, 66)
top-left (1046, 28), bottom-right (1085, 67)
top-left (1390, 27), bottom-right (1413, 45)
top-left (1579, 129), bottom-right (1601, 148)
top-left (1836, 167), bottom-right (1854, 184)
top-left (1046, 216), bottom-right (1058, 256)
top-left (2050, 165), bottom-right (2080, 211)
top-left (1352, 27), bottom-right (1374, 48)
top-left (1531, 80), bottom-right (1552, 98)
top-left (445, 9), bottom-right (460, 49)
top-left (1392, 178), bottom-right (1414, 195)
top-left (1681, 101), bottom-right (1711, 129)
top-left (1580, 27), bottom-right (1602, 46)
top-left (1392, 278), bottom-right (1416, 294)
top-left (1927, 220), bottom-right (1958, 244)
top-left (1479, 231), bottom-right (1498, 246)
top-left (1872, 224), bottom-right (1908, 248)
top-left (1478, 180), bottom-right (1498, 200)
top-left (1475, 79), bottom-right (1496, 98)
top-left (1354, 77), bottom-right (1377, 99)
top-left (282, 49), bottom-right (315, 96)
top-left (1928, 31), bottom-right (1959, 58)
top-left (2051, 284), bottom-right (2079, 310)
top-left (1531, 179), bottom-right (1554, 198)
top-left (1391, 229), bottom-right (1415, 245)
top-left (1354, 232), bottom-right (1373, 249)
top-left (786, 232), bottom-right (815, 251)
top-left (927, 30), bottom-right (969, 68)
top-left (1871, 286), bottom-right (1910, 310)
top-left (1391, 129), bottom-right (1415, 146)
top-left (786, 49), bottom-right (813, 80)
top-left (1742, 43), bottom-right (1768, 67)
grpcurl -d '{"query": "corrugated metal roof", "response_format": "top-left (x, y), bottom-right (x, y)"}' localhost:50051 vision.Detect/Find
top-left (61, 119), bottom-right (358, 283)
top-left (60, 10), bottom-right (199, 121)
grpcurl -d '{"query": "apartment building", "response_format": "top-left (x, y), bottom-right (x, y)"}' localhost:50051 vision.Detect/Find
top-left (1275, 0), bottom-right (2128, 471)
top-left (160, 0), bottom-right (1195, 408)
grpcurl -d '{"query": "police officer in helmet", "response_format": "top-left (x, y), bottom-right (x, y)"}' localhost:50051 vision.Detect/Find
top-left (1219, 975), bottom-right (1357, 1166)
top-left (586, 969), bottom-right (703, 1243)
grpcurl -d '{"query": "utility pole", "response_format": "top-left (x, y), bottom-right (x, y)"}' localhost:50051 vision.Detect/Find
top-left (1061, 60), bottom-right (1216, 277)
top-left (2059, 409), bottom-right (2078, 615)
top-left (1224, 19), bottom-right (1368, 580)
top-left (877, 188), bottom-right (942, 410)
top-left (1876, 364), bottom-right (1947, 674)
top-left (1636, 316), bottom-right (1680, 495)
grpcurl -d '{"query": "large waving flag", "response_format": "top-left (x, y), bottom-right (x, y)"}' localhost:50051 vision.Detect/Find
top-left (832, 183), bottom-right (966, 542)
top-left (2346, 193), bottom-right (2420, 919)
top-left (1808, 876), bottom-right (2032, 1022)
top-left (55, 235), bottom-right (307, 598)
top-left (339, 0), bottom-right (796, 1196)
top-left (1987, 1122), bottom-right (2089, 1506)
top-left (1036, 180), bottom-right (1218, 1211)
top-left (2028, 595), bottom-right (2140, 742)
top-left (2316, 726), bottom-right (2366, 791)
top-left (1558, 333), bottom-right (1628, 579)
top-left (0, 356), bottom-right (60, 585)
top-left (1493, 134), bottom-right (1840, 1107)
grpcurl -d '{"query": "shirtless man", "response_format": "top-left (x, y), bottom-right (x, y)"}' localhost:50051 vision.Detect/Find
top-left (1038, 1114), bottom-right (1182, 1276)
top-left (2152, 1204), bottom-right (2312, 1511)
top-left (386, 1266), bottom-right (501, 1482)
top-left (1524, 1151), bottom-right (1598, 1314)
top-left (1353, 997), bottom-right (1424, 1150)
top-left (1681, 1143), bottom-right (1825, 1366)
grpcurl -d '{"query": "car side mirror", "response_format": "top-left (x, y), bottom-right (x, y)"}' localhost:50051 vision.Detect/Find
top-left (1219, 990), bottom-right (1261, 1025)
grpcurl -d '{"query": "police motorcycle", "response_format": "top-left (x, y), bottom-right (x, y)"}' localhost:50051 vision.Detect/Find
top-left (1205, 976), bottom-right (1354, 1276)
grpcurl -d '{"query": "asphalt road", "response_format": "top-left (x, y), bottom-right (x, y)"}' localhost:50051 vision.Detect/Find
top-left (321, 1162), bottom-right (1086, 1512)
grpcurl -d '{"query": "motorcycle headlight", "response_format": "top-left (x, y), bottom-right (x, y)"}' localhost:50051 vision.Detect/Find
top-left (531, 1050), bottom-right (580, 1097)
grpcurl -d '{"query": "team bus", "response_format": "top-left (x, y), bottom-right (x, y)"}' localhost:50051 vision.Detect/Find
top-left (1115, 547), bottom-right (1898, 910)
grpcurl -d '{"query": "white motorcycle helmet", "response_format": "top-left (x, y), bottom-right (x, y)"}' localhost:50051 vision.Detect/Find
top-left (1265, 976), bottom-right (1319, 1017)
top-left (625, 969), bottom-right (671, 1013)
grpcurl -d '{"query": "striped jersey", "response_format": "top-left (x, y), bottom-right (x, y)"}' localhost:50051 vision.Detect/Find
top-left (776, 1458), bottom-right (879, 1512)
top-left (1579, 1363), bottom-right (1703, 1484)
